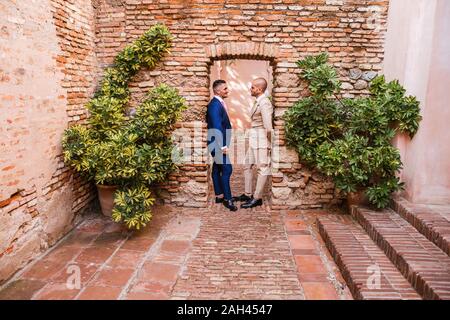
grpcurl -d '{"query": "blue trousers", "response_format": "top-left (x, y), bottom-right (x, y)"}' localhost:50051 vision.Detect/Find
top-left (211, 153), bottom-right (233, 201)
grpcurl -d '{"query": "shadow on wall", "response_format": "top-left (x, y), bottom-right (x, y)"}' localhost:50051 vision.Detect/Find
top-left (210, 59), bottom-right (273, 130)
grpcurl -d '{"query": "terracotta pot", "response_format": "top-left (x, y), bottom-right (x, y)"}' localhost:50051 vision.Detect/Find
top-left (96, 184), bottom-right (118, 217)
top-left (346, 190), bottom-right (369, 211)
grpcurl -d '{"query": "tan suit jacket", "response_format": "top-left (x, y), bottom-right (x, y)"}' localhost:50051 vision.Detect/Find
top-left (248, 96), bottom-right (274, 149)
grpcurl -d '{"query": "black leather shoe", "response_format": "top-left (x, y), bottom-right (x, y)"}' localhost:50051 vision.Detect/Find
top-left (233, 194), bottom-right (252, 202)
top-left (215, 197), bottom-right (224, 203)
top-left (241, 198), bottom-right (263, 209)
top-left (223, 199), bottom-right (238, 212)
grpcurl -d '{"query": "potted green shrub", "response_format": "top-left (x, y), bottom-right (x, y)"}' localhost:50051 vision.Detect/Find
top-left (62, 24), bottom-right (187, 229)
top-left (284, 53), bottom-right (422, 209)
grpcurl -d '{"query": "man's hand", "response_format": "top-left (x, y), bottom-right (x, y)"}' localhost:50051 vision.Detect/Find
top-left (266, 131), bottom-right (272, 150)
top-left (221, 146), bottom-right (228, 154)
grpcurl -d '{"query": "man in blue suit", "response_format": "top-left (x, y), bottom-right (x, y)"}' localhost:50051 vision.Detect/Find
top-left (206, 80), bottom-right (237, 211)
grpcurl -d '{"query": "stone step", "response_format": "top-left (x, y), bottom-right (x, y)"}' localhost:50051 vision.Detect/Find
top-left (317, 215), bottom-right (421, 300)
top-left (352, 207), bottom-right (450, 300)
top-left (391, 197), bottom-right (450, 257)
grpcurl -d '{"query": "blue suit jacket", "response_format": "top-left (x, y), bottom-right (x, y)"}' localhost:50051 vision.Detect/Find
top-left (206, 97), bottom-right (232, 155)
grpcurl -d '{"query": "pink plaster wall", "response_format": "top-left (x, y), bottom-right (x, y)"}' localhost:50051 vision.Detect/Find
top-left (384, 0), bottom-right (450, 204)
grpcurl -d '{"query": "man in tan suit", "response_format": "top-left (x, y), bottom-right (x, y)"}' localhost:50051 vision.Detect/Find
top-left (236, 78), bottom-right (274, 209)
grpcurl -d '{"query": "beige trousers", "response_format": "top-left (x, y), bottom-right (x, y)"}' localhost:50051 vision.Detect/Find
top-left (244, 146), bottom-right (271, 200)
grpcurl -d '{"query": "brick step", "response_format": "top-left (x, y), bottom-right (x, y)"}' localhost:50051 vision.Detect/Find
top-left (352, 207), bottom-right (450, 300)
top-left (391, 197), bottom-right (450, 257)
top-left (317, 215), bottom-right (421, 300)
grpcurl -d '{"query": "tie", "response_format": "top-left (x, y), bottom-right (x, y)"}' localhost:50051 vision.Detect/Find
top-left (250, 100), bottom-right (257, 117)
top-left (221, 100), bottom-right (228, 111)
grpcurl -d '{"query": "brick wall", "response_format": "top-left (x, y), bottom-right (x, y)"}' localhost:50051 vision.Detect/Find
top-left (51, 0), bottom-right (100, 213)
top-left (0, 0), bottom-right (98, 283)
top-left (94, 0), bottom-right (389, 209)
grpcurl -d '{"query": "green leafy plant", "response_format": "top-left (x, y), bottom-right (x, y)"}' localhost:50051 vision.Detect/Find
top-left (62, 24), bottom-right (187, 229)
top-left (284, 53), bottom-right (422, 209)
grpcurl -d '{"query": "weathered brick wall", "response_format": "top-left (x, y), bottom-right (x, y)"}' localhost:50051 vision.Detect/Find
top-left (51, 0), bottom-right (100, 213)
top-left (93, 0), bottom-right (389, 209)
top-left (0, 0), bottom-right (98, 283)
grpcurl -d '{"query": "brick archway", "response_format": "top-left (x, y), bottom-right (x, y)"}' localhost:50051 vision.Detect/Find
top-left (205, 42), bottom-right (279, 62)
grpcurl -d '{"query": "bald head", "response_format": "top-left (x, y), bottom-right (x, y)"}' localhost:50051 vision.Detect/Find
top-left (250, 78), bottom-right (268, 98)
top-left (253, 78), bottom-right (268, 92)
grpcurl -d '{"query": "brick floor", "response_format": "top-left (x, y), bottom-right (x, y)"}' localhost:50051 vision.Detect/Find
top-left (0, 202), bottom-right (351, 300)
top-left (171, 204), bottom-right (305, 300)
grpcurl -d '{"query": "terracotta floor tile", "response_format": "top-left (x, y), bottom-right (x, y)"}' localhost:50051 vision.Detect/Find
top-left (288, 235), bottom-right (316, 250)
top-left (291, 249), bottom-right (319, 255)
top-left (44, 245), bottom-right (83, 263)
top-left (295, 255), bottom-right (328, 274)
top-left (91, 232), bottom-right (126, 249)
top-left (139, 262), bottom-right (179, 284)
top-left (285, 210), bottom-right (303, 218)
top-left (52, 263), bottom-right (99, 285)
top-left (164, 221), bottom-right (200, 238)
top-left (151, 252), bottom-right (185, 265)
top-left (298, 273), bottom-right (330, 283)
top-left (160, 240), bottom-right (190, 255)
top-left (76, 218), bottom-right (108, 233)
top-left (75, 246), bottom-right (116, 265)
top-left (286, 230), bottom-right (311, 235)
top-left (59, 231), bottom-right (98, 248)
top-left (77, 286), bottom-right (122, 300)
top-left (22, 259), bottom-right (67, 281)
top-left (131, 280), bottom-right (173, 294)
top-left (125, 291), bottom-right (169, 300)
top-left (131, 227), bottom-right (162, 239)
top-left (285, 219), bottom-right (308, 231)
top-left (121, 237), bottom-right (157, 252)
top-left (107, 249), bottom-right (145, 269)
top-left (302, 282), bottom-right (339, 300)
top-left (103, 222), bottom-right (129, 234)
top-left (0, 279), bottom-right (46, 300)
top-left (90, 267), bottom-right (135, 287)
top-left (33, 283), bottom-right (80, 300)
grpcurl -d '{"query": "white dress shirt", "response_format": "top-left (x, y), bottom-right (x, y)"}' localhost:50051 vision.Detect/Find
top-left (213, 95), bottom-right (229, 151)
top-left (214, 95), bottom-right (227, 110)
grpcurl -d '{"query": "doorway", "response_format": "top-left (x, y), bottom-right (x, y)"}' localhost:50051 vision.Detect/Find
top-left (209, 59), bottom-right (274, 197)
top-left (210, 59), bottom-right (273, 130)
